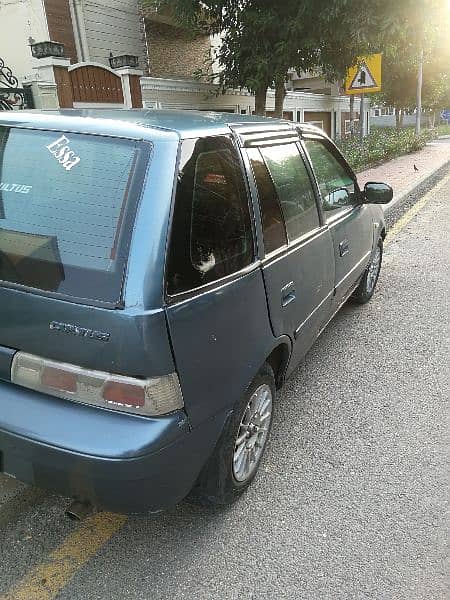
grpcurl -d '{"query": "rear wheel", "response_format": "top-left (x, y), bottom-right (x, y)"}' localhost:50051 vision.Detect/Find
top-left (352, 240), bottom-right (383, 304)
top-left (189, 364), bottom-right (275, 507)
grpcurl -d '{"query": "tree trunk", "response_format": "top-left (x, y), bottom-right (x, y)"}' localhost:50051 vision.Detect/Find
top-left (395, 109), bottom-right (401, 130)
top-left (254, 84), bottom-right (268, 116)
top-left (399, 110), bottom-right (404, 128)
top-left (429, 111), bottom-right (436, 128)
top-left (349, 95), bottom-right (355, 136)
top-left (274, 76), bottom-right (286, 118)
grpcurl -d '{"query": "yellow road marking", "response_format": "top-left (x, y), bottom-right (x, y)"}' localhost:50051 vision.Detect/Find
top-left (0, 512), bottom-right (127, 600)
top-left (386, 171), bottom-right (450, 245)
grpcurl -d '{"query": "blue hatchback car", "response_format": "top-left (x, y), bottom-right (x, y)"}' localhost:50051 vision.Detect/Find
top-left (0, 110), bottom-right (392, 513)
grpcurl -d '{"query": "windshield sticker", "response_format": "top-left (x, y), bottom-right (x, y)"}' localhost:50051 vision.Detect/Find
top-left (46, 135), bottom-right (81, 171)
top-left (0, 182), bottom-right (32, 194)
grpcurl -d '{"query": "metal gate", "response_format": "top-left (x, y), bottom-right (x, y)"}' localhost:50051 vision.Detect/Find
top-left (0, 57), bottom-right (34, 110)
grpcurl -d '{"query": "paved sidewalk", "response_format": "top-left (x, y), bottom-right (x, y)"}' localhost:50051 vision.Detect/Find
top-left (357, 137), bottom-right (450, 204)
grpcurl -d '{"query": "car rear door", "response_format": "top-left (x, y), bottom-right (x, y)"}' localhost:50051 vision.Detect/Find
top-left (302, 134), bottom-right (373, 308)
top-left (164, 135), bottom-right (275, 427)
top-left (242, 129), bottom-right (334, 373)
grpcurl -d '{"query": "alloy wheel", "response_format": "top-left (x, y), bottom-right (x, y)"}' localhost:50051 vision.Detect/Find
top-left (232, 383), bottom-right (273, 483)
top-left (366, 246), bottom-right (381, 294)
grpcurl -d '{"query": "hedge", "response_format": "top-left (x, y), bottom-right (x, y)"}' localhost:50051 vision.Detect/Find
top-left (336, 125), bottom-right (450, 172)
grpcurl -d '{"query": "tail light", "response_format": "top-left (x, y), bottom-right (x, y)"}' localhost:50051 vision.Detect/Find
top-left (11, 352), bottom-right (184, 417)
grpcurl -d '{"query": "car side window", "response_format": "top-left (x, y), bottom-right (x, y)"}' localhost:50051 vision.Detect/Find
top-left (259, 143), bottom-right (320, 242)
top-left (167, 136), bottom-right (254, 295)
top-left (304, 138), bottom-right (358, 217)
top-left (246, 147), bottom-right (288, 254)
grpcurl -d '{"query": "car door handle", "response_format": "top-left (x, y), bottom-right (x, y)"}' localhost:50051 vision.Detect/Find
top-left (281, 282), bottom-right (296, 307)
top-left (339, 239), bottom-right (350, 256)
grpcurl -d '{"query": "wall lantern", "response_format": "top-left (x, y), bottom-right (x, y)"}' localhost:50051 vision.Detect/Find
top-left (109, 54), bottom-right (139, 69)
top-left (30, 41), bottom-right (65, 59)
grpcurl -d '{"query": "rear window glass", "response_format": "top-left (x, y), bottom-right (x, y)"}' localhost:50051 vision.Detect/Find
top-left (0, 127), bottom-right (146, 304)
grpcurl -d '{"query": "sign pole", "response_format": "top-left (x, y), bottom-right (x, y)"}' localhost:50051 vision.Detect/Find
top-left (349, 95), bottom-right (355, 136)
top-left (359, 92), bottom-right (365, 142)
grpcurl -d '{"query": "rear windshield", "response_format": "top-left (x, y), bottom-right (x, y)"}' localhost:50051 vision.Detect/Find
top-left (0, 127), bottom-right (148, 305)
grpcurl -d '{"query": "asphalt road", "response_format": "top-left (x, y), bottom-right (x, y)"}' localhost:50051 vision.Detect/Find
top-left (0, 175), bottom-right (449, 600)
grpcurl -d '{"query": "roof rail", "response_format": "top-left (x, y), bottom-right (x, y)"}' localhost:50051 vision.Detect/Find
top-left (230, 122), bottom-right (299, 147)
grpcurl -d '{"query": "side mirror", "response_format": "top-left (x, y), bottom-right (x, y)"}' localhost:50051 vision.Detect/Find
top-left (363, 182), bottom-right (393, 204)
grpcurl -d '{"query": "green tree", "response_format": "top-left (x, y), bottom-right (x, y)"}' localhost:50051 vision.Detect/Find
top-left (373, 41), bottom-right (417, 129)
top-left (372, 2), bottom-right (450, 130)
top-left (422, 9), bottom-right (450, 126)
top-left (145, 0), bottom-right (406, 114)
top-left (423, 67), bottom-right (450, 126)
top-left (144, 0), bottom-right (447, 120)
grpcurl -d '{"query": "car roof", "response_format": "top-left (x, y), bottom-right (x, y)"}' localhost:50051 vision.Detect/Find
top-left (0, 109), bottom-right (324, 140)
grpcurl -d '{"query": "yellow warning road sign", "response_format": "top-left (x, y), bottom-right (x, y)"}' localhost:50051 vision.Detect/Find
top-left (345, 54), bottom-right (382, 95)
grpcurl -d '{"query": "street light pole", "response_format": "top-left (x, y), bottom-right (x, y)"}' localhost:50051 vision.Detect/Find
top-left (415, 48), bottom-right (424, 136)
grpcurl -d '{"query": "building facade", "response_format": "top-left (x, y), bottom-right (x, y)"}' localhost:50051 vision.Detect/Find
top-left (0, 0), bottom-right (147, 80)
top-left (0, 0), bottom-right (362, 138)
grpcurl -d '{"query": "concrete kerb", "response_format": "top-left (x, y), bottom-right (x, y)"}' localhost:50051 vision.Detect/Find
top-left (382, 158), bottom-right (450, 217)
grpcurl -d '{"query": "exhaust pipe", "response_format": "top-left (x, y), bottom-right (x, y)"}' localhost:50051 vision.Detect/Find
top-left (65, 500), bottom-right (95, 521)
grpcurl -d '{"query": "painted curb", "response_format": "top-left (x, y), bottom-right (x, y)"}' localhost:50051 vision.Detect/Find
top-left (383, 159), bottom-right (450, 216)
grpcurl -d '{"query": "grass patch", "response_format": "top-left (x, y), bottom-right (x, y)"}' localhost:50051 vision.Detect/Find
top-left (336, 125), bottom-right (449, 172)
top-left (436, 123), bottom-right (450, 136)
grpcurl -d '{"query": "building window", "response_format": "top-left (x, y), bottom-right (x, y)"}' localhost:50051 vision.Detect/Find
top-left (344, 120), bottom-right (359, 135)
top-left (373, 107), bottom-right (396, 117)
top-left (308, 120), bottom-right (324, 130)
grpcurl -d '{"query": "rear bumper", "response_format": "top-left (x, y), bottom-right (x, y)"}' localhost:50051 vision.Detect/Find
top-left (0, 381), bottom-right (226, 513)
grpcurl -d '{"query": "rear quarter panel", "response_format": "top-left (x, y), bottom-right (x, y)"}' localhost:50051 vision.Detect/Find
top-left (124, 138), bottom-right (179, 310)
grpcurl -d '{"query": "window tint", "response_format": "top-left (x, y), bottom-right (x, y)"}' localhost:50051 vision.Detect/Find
top-left (246, 148), bottom-right (287, 254)
top-left (305, 139), bottom-right (358, 217)
top-left (0, 127), bottom-right (143, 303)
top-left (167, 137), bottom-right (253, 295)
top-left (260, 144), bottom-right (320, 241)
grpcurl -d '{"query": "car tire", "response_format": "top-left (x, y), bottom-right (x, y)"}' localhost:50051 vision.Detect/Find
top-left (188, 364), bottom-right (275, 507)
top-left (352, 239), bottom-right (383, 304)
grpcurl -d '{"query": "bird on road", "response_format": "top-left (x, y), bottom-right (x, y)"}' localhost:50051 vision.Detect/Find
top-left (414, 164), bottom-right (419, 172)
